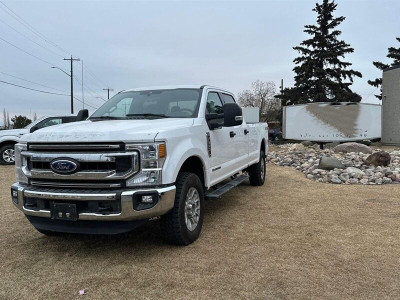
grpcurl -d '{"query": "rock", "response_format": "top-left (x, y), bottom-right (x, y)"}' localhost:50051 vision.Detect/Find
top-left (339, 173), bottom-right (350, 182)
top-left (387, 174), bottom-right (398, 182)
top-left (306, 174), bottom-right (314, 180)
top-left (346, 167), bottom-right (365, 179)
top-left (375, 178), bottom-right (383, 185)
top-left (318, 156), bottom-right (345, 170)
top-left (360, 178), bottom-right (369, 185)
top-left (382, 177), bottom-right (392, 184)
top-left (330, 175), bottom-right (342, 184)
top-left (333, 142), bottom-right (372, 154)
top-left (364, 151), bottom-right (391, 167)
top-left (289, 144), bottom-right (305, 151)
top-left (325, 142), bottom-right (340, 149)
top-left (347, 178), bottom-right (359, 184)
top-left (301, 141), bottom-right (314, 147)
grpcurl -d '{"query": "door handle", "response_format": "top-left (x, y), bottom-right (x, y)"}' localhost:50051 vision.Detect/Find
top-left (244, 129), bottom-right (249, 135)
top-left (230, 131), bottom-right (236, 138)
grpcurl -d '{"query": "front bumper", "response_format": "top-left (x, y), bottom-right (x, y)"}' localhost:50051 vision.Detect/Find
top-left (11, 182), bottom-right (176, 222)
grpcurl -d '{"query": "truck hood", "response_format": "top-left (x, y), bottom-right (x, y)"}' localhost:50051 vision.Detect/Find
top-left (21, 118), bottom-right (195, 143)
top-left (0, 128), bottom-right (28, 137)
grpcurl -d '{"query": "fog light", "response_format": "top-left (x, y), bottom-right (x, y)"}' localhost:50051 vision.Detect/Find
top-left (141, 195), bottom-right (154, 203)
top-left (11, 189), bottom-right (18, 204)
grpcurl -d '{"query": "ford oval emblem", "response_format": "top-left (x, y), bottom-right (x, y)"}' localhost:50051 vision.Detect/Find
top-left (50, 159), bottom-right (80, 174)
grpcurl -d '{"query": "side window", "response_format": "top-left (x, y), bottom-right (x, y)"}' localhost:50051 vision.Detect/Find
top-left (206, 92), bottom-right (224, 114)
top-left (36, 118), bottom-right (62, 129)
top-left (221, 93), bottom-right (236, 104)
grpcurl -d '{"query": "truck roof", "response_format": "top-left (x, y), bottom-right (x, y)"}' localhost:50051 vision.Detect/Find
top-left (123, 85), bottom-right (232, 94)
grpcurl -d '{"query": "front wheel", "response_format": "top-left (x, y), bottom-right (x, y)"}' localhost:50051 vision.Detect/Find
top-left (0, 144), bottom-right (15, 165)
top-left (160, 172), bottom-right (204, 245)
top-left (248, 150), bottom-right (266, 186)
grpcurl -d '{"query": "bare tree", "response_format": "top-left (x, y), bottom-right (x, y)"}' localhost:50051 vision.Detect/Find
top-left (6, 111), bottom-right (10, 129)
top-left (238, 80), bottom-right (280, 122)
top-left (2, 108), bottom-right (6, 129)
top-left (2, 108), bottom-right (10, 129)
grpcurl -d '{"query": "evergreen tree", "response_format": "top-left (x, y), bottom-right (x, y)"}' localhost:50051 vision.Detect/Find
top-left (368, 37), bottom-right (400, 100)
top-left (279, 0), bottom-right (362, 105)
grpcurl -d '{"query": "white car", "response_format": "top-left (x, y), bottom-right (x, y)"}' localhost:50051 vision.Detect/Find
top-left (0, 112), bottom-right (88, 165)
top-left (11, 85), bottom-right (268, 245)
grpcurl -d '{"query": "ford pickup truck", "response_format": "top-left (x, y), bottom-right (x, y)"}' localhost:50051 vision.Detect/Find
top-left (11, 85), bottom-right (268, 245)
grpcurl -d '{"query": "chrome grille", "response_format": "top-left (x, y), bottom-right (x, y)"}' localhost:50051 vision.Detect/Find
top-left (27, 143), bottom-right (124, 152)
top-left (21, 143), bottom-right (139, 189)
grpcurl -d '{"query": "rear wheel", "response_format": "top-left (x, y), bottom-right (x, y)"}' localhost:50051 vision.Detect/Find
top-left (248, 150), bottom-right (266, 186)
top-left (160, 172), bottom-right (204, 245)
top-left (0, 144), bottom-right (15, 165)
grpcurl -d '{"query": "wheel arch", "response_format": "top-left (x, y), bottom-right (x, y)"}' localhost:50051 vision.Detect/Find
top-left (176, 155), bottom-right (206, 188)
top-left (0, 139), bottom-right (19, 149)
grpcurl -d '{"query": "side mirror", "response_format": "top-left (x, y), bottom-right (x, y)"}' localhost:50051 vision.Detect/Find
top-left (223, 103), bottom-right (243, 127)
top-left (76, 109), bottom-right (89, 121)
top-left (206, 113), bottom-right (224, 130)
top-left (30, 126), bottom-right (39, 133)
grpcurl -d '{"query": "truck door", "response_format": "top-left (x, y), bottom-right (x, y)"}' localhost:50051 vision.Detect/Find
top-left (220, 93), bottom-right (249, 171)
top-left (206, 91), bottom-right (234, 184)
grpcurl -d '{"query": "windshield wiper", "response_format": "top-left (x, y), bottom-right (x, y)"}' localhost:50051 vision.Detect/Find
top-left (126, 113), bottom-right (170, 118)
top-left (90, 116), bottom-right (124, 120)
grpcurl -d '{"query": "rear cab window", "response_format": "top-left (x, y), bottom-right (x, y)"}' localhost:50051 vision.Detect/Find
top-left (221, 93), bottom-right (236, 104)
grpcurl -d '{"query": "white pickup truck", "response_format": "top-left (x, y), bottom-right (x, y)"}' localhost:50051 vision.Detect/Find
top-left (11, 85), bottom-right (268, 245)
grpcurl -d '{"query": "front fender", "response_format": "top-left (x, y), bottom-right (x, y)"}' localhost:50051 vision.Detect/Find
top-left (160, 130), bottom-right (209, 186)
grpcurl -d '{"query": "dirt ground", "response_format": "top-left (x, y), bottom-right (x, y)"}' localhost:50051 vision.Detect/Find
top-left (1, 163), bottom-right (399, 300)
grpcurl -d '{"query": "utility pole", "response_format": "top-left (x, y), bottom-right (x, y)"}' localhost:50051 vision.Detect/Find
top-left (103, 88), bottom-right (114, 99)
top-left (64, 56), bottom-right (80, 114)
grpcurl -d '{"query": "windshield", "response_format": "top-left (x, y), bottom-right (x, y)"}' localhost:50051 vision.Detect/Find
top-left (91, 88), bottom-right (202, 119)
top-left (24, 116), bottom-right (47, 129)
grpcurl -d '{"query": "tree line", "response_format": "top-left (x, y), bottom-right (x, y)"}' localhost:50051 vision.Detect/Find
top-left (239, 0), bottom-right (399, 122)
top-left (1, 108), bottom-right (36, 129)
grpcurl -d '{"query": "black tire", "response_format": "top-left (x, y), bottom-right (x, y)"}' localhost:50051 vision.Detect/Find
top-left (248, 150), bottom-right (266, 186)
top-left (160, 172), bottom-right (204, 245)
top-left (0, 144), bottom-right (15, 165)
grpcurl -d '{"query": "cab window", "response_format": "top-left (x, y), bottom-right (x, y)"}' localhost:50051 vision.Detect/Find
top-left (206, 92), bottom-right (223, 114)
top-left (36, 117), bottom-right (62, 129)
top-left (221, 93), bottom-right (236, 104)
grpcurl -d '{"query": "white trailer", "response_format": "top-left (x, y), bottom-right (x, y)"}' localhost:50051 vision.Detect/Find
top-left (283, 102), bottom-right (381, 142)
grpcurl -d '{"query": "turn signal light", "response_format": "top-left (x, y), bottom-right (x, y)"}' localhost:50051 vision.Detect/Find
top-left (159, 143), bottom-right (166, 158)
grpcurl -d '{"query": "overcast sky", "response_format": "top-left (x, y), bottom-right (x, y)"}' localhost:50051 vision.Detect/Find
top-left (0, 0), bottom-right (399, 124)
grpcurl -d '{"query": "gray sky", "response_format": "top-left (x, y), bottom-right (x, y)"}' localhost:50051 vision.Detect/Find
top-left (0, 0), bottom-right (399, 124)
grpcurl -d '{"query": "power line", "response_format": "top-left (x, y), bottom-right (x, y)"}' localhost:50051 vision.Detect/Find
top-left (0, 35), bottom-right (62, 68)
top-left (73, 75), bottom-right (106, 102)
top-left (0, 1), bottom-right (109, 106)
top-left (0, 0), bottom-right (71, 56)
top-left (0, 79), bottom-right (69, 96)
top-left (0, 71), bottom-right (67, 93)
top-left (0, 79), bottom-right (99, 109)
top-left (84, 65), bottom-right (109, 87)
top-left (0, 18), bottom-right (64, 59)
top-left (73, 96), bottom-right (98, 110)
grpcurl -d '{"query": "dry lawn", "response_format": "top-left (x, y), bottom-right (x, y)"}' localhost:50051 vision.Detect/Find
top-left (0, 163), bottom-right (399, 299)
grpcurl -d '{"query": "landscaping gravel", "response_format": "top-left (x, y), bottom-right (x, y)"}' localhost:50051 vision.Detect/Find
top-left (268, 143), bottom-right (400, 184)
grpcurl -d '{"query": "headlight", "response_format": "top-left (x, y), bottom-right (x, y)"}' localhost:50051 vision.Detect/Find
top-left (125, 142), bottom-right (166, 186)
top-left (15, 143), bottom-right (28, 184)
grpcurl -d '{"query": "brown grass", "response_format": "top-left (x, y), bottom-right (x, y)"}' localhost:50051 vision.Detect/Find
top-left (1, 164), bottom-right (400, 299)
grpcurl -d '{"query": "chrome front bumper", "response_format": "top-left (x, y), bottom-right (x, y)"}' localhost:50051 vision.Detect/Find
top-left (11, 182), bottom-right (176, 221)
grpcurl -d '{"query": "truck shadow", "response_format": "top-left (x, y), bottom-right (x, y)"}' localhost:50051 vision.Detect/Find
top-left (30, 185), bottom-right (247, 258)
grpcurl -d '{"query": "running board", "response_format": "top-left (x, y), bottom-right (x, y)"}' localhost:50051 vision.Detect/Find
top-left (205, 174), bottom-right (249, 199)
